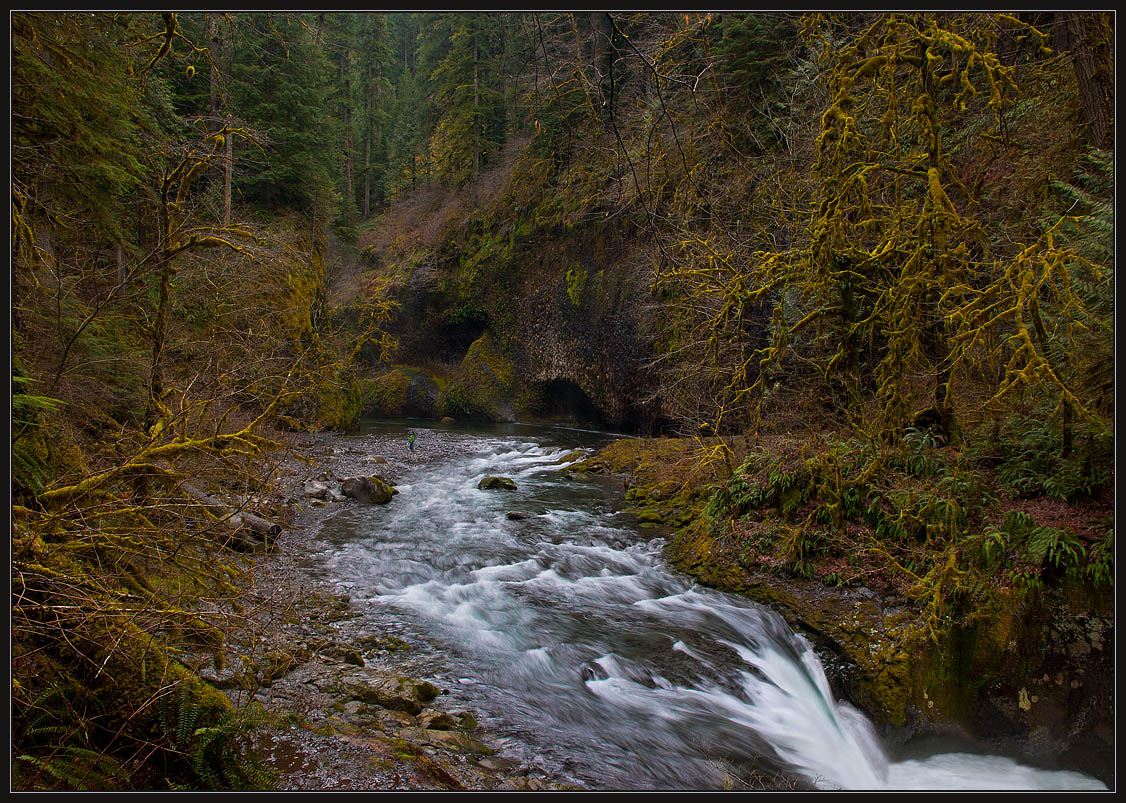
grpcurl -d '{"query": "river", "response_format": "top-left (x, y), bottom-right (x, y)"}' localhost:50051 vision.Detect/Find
top-left (292, 420), bottom-right (1106, 791)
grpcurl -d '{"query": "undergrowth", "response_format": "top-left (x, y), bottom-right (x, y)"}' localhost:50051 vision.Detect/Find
top-left (702, 411), bottom-right (1113, 634)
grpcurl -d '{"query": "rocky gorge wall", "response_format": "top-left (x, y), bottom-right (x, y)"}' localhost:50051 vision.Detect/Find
top-left (361, 214), bottom-right (666, 433)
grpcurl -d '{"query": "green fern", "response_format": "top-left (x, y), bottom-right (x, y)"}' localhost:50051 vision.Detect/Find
top-left (1083, 530), bottom-right (1113, 588)
top-left (13, 684), bottom-right (126, 791)
top-left (161, 688), bottom-right (275, 791)
top-left (17, 746), bottom-right (126, 790)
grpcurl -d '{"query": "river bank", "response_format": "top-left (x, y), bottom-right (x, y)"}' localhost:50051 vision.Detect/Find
top-left (224, 426), bottom-right (580, 791)
top-left (572, 435), bottom-right (1115, 789)
top-left (225, 423), bottom-right (1111, 791)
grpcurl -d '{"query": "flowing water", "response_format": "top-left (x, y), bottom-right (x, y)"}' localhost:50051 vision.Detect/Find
top-left (299, 420), bottom-right (1107, 791)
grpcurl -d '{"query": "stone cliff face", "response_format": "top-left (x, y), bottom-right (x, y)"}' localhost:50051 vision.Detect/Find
top-left (377, 219), bottom-right (665, 433)
top-left (502, 237), bottom-right (653, 429)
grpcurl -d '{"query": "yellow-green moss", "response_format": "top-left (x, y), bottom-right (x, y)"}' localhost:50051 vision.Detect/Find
top-left (565, 265), bottom-right (587, 307)
top-left (436, 333), bottom-right (517, 421)
top-left (363, 369), bottom-right (412, 417)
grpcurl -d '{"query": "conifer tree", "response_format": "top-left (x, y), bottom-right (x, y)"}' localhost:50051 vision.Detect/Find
top-left (228, 13), bottom-right (337, 213)
top-left (427, 13), bottom-right (509, 186)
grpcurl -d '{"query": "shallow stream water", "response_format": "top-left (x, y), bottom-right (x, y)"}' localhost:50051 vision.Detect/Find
top-left (296, 420), bottom-right (1106, 791)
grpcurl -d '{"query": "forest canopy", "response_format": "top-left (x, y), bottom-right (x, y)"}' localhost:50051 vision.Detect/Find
top-left (11, 11), bottom-right (1113, 791)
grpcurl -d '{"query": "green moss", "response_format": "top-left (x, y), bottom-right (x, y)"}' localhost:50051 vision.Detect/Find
top-left (565, 265), bottom-right (587, 307)
top-left (314, 377), bottom-right (364, 431)
top-left (364, 369), bottom-right (412, 417)
top-left (436, 333), bottom-right (517, 422)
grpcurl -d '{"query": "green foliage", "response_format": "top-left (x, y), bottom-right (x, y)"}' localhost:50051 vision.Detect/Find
top-left (985, 410), bottom-right (1112, 501)
top-left (898, 427), bottom-right (945, 478)
top-left (445, 301), bottom-right (491, 329)
top-left (1084, 531), bottom-right (1113, 589)
top-left (230, 14), bottom-right (338, 212)
top-left (12, 373), bottom-right (64, 499)
top-left (160, 688), bottom-right (274, 791)
top-left (712, 13), bottom-right (801, 98)
top-left (11, 13), bottom-right (151, 242)
top-left (994, 510), bottom-right (1086, 573)
top-left (426, 13), bottom-right (509, 186)
top-left (13, 684), bottom-right (127, 791)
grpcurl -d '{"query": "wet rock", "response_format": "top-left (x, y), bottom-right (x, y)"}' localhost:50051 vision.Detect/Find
top-left (506, 511), bottom-right (532, 520)
top-left (342, 476), bottom-right (397, 505)
top-left (417, 710), bottom-right (459, 731)
top-left (350, 677), bottom-right (423, 715)
top-left (199, 665), bottom-right (243, 690)
top-left (378, 709), bottom-right (418, 729)
top-left (348, 676), bottom-right (438, 716)
top-left (400, 727), bottom-right (493, 754)
top-left (579, 662), bottom-right (608, 682)
top-left (478, 476), bottom-right (517, 491)
top-left (356, 633), bottom-right (411, 653)
top-left (553, 450), bottom-right (587, 465)
top-left (475, 756), bottom-right (519, 773)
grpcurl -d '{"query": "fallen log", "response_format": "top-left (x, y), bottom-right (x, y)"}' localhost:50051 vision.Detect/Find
top-left (154, 461), bottom-right (282, 550)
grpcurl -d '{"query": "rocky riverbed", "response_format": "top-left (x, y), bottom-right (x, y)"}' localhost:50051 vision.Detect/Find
top-left (220, 426), bottom-right (576, 791)
top-left (213, 424), bottom-right (1112, 791)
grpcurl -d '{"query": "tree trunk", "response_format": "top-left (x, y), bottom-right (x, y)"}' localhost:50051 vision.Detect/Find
top-left (116, 242), bottom-right (127, 285)
top-left (146, 190), bottom-right (173, 431)
top-left (341, 35), bottom-right (355, 218)
top-left (220, 17), bottom-right (233, 226)
top-left (209, 14), bottom-right (220, 112)
top-left (473, 32), bottom-right (480, 181)
top-left (154, 460), bottom-right (282, 549)
top-left (364, 58), bottom-right (373, 218)
top-left (1061, 12), bottom-right (1114, 149)
top-left (224, 128), bottom-right (232, 226)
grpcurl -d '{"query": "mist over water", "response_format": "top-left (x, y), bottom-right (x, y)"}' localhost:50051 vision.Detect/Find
top-left (301, 421), bottom-right (1106, 791)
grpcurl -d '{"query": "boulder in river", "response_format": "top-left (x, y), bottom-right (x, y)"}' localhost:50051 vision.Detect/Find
top-left (478, 476), bottom-right (517, 491)
top-left (341, 475), bottom-right (397, 504)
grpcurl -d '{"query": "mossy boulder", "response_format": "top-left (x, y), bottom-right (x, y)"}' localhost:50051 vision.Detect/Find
top-left (342, 476), bottom-right (397, 504)
top-left (436, 333), bottom-right (517, 422)
top-left (362, 366), bottom-right (444, 418)
top-left (477, 476), bottom-right (517, 491)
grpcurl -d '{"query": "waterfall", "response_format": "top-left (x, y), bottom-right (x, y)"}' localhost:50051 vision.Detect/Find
top-left (305, 422), bottom-right (1108, 791)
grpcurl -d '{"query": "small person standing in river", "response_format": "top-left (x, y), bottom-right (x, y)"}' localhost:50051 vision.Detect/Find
top-left (408, 432), bottom-right (416, 452)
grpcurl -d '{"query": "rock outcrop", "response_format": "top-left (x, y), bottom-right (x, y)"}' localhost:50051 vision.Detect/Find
top-left (342, 475), bottom-right (398, 504)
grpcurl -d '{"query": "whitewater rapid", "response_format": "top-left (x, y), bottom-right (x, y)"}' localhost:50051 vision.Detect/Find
top-left (301, 423), bottom-right (1107, 791)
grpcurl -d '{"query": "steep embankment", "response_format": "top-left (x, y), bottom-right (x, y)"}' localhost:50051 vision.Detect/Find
top-left (571, 435), bottom-right (1115, 788)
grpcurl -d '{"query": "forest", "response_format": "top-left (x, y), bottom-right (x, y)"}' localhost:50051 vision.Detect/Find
top-left (11, 11), bottom-right (1114, 791)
